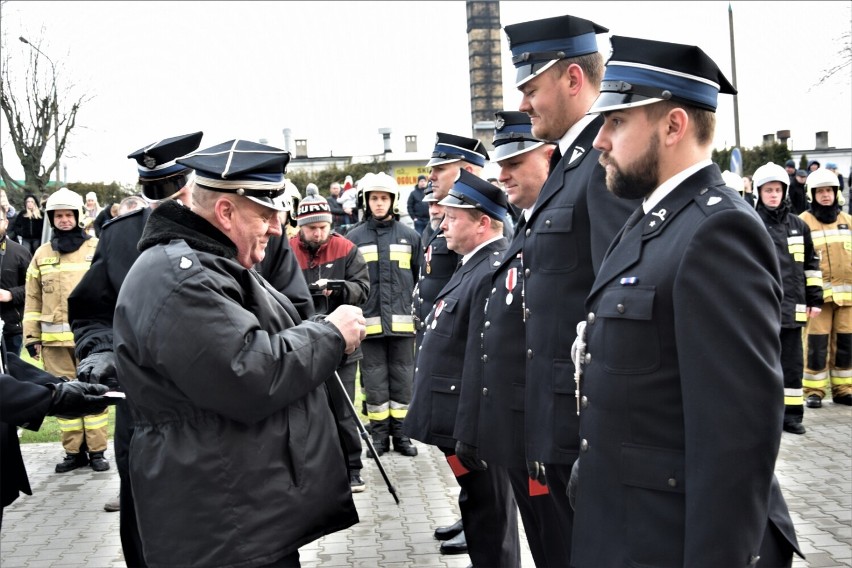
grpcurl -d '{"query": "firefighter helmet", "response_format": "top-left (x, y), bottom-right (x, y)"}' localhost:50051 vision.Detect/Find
top-left (752, 162), bottom-right (789, 199)
top-left (357, 172), bottom-right (400, 219)
top-left (721, 170), bottom-right (744, 195)
top-left (45, 187), bottom-right (85, 229)
top-left (806, 167), bottom-right (845, 205)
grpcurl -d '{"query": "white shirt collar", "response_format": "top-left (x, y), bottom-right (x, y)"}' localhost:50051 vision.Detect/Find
top-left (462, 235), bottom-right (503, 265)
top-left (557, 114), bottom-right (598, 157)
top-left (643, 159), bottom-right (713, 213)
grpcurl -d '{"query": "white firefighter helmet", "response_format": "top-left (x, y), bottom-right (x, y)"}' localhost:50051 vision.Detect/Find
top-left (45, 187), bottom-right (85, 229)
top-left (806, 167), bottom-right (845, 205)
top-left (752, 162), bottom-right (789, 197)
top-left (357, 172), bottom-right (400, 218)
top-left (721, 170), bottom-right (744, 195)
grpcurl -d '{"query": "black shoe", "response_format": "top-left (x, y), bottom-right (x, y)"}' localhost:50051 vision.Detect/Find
top-left (440, 530), bottom-right (468, 555)
top-left (55, 453), bottom-right (88, 473)
top-left (392, 436), bottom-right (418, 457)
top-left (805, 395), bottom-right (823, 408)
top-left (367, 438), bottom-right (389, 458)
top-left (783, 420), bottom-right (806, 435)
top-left (349, 471), bottom-right (366, 493)
top-left (832, 394), bottom-right (852, 406)
top-left (434, 519), bottom-right (463, 541)
top-left (89, 452), bottom-right (110, 472)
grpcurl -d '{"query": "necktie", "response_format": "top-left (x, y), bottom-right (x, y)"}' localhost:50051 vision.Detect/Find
top-left (548, 145), bottom-right (562, 175)
top-left (619, 206), bottom-right (645, 243)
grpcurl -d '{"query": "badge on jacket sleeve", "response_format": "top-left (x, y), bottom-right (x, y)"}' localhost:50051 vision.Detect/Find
top-left (180, 256), bottom-right (193, 269)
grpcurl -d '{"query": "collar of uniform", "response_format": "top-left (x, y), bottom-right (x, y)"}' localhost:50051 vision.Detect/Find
top-left (643, 159), bottom-right (714, 213)
top-left (461, 235), bottom-right (504, 265)
top-left (556, 113), bottom-right (598, 159)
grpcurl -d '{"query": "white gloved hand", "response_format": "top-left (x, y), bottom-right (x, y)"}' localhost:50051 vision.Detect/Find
top-left (571, 320), bottom-right (587, 372)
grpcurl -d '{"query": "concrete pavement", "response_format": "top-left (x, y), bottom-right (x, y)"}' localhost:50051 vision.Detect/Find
top-left (1, 401), bottom-right (849, 567)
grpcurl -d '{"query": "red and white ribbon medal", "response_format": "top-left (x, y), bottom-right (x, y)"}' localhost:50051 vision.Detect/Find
top-left (425, 245), bottom-right (433, 274)
top-left (505, 268), bottom-right (517, 305)
top-left (431, 299), bottom-right (445, 329)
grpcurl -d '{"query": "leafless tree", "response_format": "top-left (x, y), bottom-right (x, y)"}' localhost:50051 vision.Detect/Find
top-left (0, 12), bottom-right (90, 203)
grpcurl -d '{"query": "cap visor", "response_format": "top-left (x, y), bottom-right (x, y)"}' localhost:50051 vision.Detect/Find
top-left (515, 59), bottom-right (559, 88)
top-left (588, 92), bottom-right (663, 114)
top-left (427, 156), bottom-right (461, 167)
top-left (438, 195), bottom-right (475, 209)
top-left (246, 195), bottom-right (284, 211)
top-left (493, 141), bottom-right (545, 162)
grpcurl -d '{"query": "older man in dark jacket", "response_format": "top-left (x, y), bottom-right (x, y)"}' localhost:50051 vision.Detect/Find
top-left (114, 140), bottom-right (365, 568)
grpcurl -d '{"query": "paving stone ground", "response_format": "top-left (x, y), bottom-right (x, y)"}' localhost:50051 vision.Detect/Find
top-left (1, 401), bottom-right (849, 567)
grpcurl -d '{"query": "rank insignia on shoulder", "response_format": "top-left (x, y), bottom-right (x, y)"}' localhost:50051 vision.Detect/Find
top-left (707, 196), bottom-right (722, 206)
top-left (179, 256), bottom-right (193, 269)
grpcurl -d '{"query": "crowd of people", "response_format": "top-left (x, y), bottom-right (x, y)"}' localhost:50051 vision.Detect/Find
top-left (1, 11), bottom-right (850, 568)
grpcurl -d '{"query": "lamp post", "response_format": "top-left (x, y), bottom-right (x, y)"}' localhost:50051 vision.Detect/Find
top-left (19, 36), bottom-right (61, 187)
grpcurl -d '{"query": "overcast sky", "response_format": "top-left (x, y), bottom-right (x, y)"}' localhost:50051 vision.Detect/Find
top-left (1, 0), bottom-right (850, 186)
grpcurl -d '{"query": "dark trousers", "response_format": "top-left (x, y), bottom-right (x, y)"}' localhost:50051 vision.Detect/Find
top-left (780, 327), bottom-right (804, 421)
top-left (115, 400), bottom-right (147, 567)
top-left (325, 360), bottom-right (363, 470)
top-left (506, 466), bottom-right (572, 567)
top-left (544, 462), bottom-right (576, 562)
top-left (442, 448), bottom-right (520, 567)
top-left (361, 336), bottom-right (414, 427)
top-left (3, 334), bottom-right (22, 358)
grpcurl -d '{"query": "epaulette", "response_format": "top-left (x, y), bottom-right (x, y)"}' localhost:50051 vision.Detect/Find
top-left (694, 185), bottom-right (739, 217)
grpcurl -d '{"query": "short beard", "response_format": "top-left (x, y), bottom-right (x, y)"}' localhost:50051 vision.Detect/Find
top-left (600, 133), bottom-right (660, 200)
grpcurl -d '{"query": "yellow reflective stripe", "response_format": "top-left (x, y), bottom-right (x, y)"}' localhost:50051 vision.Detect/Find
top-left (26, 266), bottom-right (41, 280)
top-left (57, 417), bottom-right (84, 431)
top-left (806, 276), bottom-right (823, 287)
top-left (803, 376), bottom-right (829, 389)
top-left (358, 245), bottom-right (379, 263)
top-left (365, 316), bottom-right (382, 335)
top-left (366, 402), bottom-right (389, 422)
top-left (389, 400), bottom-right (408, 419)
top-left (389, 244), bottom-right (412, 269)
top-left (41, 331), bottom-right (75, 342)
top-left (833, 290), bottom-right (852, 303)
top-left (38, 262), bottom-right (92, 274)
top-left (390, 314), bottom-right (415, 333)
top-left (794, 304), bottom-right (807, 322)
top-left (83, 412), bottom-right (109, 429)
top-left (23, 311), bottom-right (42, 322)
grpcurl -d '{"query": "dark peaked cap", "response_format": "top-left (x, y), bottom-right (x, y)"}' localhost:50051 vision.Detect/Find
top-left (439, 169), bottom-right (508, 221)
top-left (127, 131), bottom-right (203, 200)
top-left (590, 36), bottom-right (737, 114)
top-left (427, 132), bottom-right (490, 167)
top-left (492, 110), bottom-right (545, 162)
top-left (504, 14), bottom-right (607, 87)
top-left (177, 139), bottom-right (291, 211)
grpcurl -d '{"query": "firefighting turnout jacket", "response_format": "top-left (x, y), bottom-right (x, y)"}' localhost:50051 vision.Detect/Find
top-left (345, 216), bottom-right (420, 337)
top-left (23, 238), bottom-right (97, 347)
top-left (800, 209), bottom-right (852, 306)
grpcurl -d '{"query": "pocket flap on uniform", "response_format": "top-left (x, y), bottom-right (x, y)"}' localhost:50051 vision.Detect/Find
top-left (431, 375), bottom-right (462, 395)
top-left (621, 443), bottom-right (685, 493)
top-left (435, 297), bottom-right (458, 314)
top-left (597, 287), bottom-right (655, 320)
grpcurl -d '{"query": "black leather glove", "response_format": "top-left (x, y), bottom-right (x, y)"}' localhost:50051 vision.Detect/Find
top-left (47, 381), bottom-right (111, 418)
top-left (567, 457), bottom-right (580, 510)
top-left (455, 440), bottom-right (487, 471)
top-left (527, 460), bottom-right (547, 486)
top-left (76, 352), bottom-right (119, 389)
top-left (26, 343), bottom-right (39, 358)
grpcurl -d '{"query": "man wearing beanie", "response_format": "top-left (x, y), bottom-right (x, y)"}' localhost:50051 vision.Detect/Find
top-left (290, 186), bottom-right (371, 492)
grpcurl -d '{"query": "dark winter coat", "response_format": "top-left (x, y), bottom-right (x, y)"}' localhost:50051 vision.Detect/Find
top-left (113, 201), bottom-right (357, 567)
top-left (0, 237), bottom-right (32, 340)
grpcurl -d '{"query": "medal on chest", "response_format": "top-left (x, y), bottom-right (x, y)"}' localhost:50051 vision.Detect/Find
top-left (505, 267), bottom-right (518, 305)
top-left (425, 245), bottom-right (432, 274)
top-left (431, 299), bottom-right (445, 329)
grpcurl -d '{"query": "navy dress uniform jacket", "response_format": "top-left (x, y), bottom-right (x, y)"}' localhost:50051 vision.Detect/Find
top-left (572, 166), bottom-right (801, 567)
top-left (404, 237), bottom-right (507, 448)
top-left (456, 229), bottom-right (526, 466)
top-left (522, 115), bottom-right (638, 465)
top-left (413, 228), bottom-right (458, 342)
